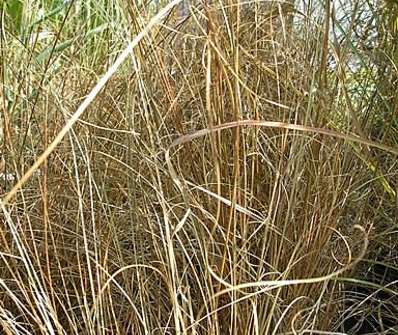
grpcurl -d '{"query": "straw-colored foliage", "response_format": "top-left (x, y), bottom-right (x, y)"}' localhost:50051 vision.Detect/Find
top-left (0, 1), bottom-right (397, 334)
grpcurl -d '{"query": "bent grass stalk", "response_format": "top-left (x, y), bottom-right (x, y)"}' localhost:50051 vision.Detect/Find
top-left (166, 119), bottom-right (398, 200)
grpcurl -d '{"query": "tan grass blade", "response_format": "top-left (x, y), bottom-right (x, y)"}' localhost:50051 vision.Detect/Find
top-left (1, 0), bottom-right (182, 206)
top-left (166, 119), bottom-right (398, 200)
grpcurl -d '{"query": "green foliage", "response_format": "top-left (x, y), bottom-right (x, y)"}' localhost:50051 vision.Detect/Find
top-left (5, 0), bottom-right (23, 33)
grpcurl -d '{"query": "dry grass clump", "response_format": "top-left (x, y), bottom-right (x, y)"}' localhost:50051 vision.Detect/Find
top-left (0, 1), bottom-right (397, 334)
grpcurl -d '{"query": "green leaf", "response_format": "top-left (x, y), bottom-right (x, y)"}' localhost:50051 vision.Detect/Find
top-left (6, 0), bottom-right (23, 33)
top-left (30, 3), bottom-right (67, 27)
top-left (34, 22), bottom-right (108, 64)
top-left (86, 23), bottom-right (108, 38)
top-left (36, 39), bottom-right (73, 63)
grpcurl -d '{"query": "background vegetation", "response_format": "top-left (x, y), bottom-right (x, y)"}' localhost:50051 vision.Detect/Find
top-left (0, 0), bottom-right (397, 334)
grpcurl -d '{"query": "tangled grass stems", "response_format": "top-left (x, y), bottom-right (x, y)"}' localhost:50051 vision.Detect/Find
top-left (1, 0), bottom-right (397, 334)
